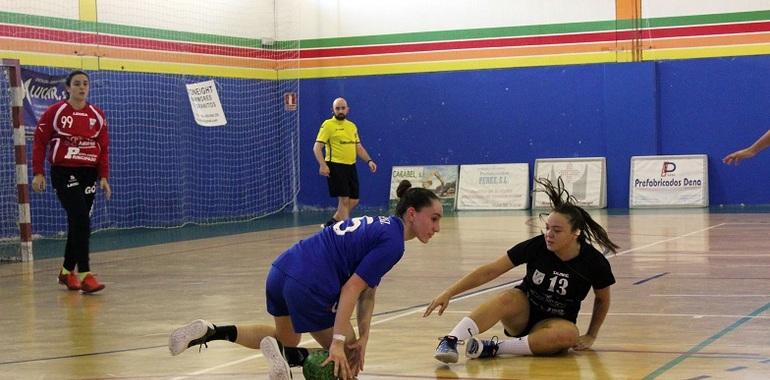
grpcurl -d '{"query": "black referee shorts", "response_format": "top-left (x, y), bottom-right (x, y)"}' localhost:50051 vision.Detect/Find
top-left (326, 161), bottom-right (359, 199)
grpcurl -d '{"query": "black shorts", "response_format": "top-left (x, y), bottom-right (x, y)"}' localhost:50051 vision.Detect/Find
top-left (504, 286), bottom-right (578, 338)
top-left (326, 162), bottom-right (359, 199)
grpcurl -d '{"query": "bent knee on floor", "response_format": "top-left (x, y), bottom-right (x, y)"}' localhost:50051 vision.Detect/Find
top-left (530, 319), bottom-right (579, 354)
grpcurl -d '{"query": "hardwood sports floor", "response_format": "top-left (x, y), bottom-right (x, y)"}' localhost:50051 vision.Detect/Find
top-left (1, 209), bottom-right (769, 379)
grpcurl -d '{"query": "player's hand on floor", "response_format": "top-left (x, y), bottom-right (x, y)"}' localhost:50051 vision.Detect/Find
top-left (573, 334), bottom-right (595, 350)
top-left (423, 291), bottom-right (451, 317)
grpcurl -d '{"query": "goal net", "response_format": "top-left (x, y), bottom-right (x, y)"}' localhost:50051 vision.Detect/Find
top-left (1, 2), bottom-right (301, 260)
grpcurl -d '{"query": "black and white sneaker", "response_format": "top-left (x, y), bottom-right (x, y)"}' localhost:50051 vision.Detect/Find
top-left (465, 336), bottom-right (500, 359)
top-left (168, 319), bottom-right (215, 356)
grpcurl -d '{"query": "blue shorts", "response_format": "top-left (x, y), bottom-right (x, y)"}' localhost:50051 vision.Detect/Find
top-left (265, 265), bottom-right (337, 333)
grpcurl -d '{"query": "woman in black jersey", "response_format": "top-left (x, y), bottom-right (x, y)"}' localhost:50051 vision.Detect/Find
top-left (425, 178), bottom-right (619, 363)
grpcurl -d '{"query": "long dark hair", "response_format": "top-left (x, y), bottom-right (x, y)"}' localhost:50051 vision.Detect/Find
top-left (535, 177), bottom-right (619, 253)
top-left (395, 180), bottom-right (439, 218)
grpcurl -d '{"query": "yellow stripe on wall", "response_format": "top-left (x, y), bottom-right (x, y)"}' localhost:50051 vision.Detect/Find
top-left (98, 58), bottom-right (278, 80)
top-left (0, 51), bottom-right (93, 70)
top-left (643, 44), bottom-right (770, 61)
top-left (279, 51), bottom-right (621, 79)
top-left (79, 0), bottom-right (97, 22)
top-left (1, 50), bottom-right (277, 80)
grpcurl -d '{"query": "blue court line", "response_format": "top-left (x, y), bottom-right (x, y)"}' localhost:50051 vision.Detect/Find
top-left (643, 301), bottom-right (770, 379)
top-left (633, 272), bottom-right (669, 285)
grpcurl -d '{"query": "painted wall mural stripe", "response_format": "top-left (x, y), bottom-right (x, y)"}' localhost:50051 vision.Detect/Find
top-left (283, 51), bottom-right (623, 79)
top-left (2, 9), bottom-right (769, 51)
top-left (298, 41), bottom-right (626, 68)
top-left (645, 20), bottom-right (770, 39)
top-left (97, 58), bottom-right (277, 79)
top-left (4, 20), bottom-right (767, 62)
top-left (298, 30), bottom-right (633, 58)
top-left (643, 44), bottom-right (770, 61)
top-left (0, 38), bottom-right (275, 69)
top-left (295, 10), bottom-right (770, 49)
top-left (0, 9), bottom-right (768, 79)
top-left (0, 24), bottom-right (269, 58)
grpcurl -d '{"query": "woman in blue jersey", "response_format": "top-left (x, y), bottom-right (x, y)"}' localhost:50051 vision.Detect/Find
top-left (425, 178), bottom-right (618, 364)
top-left (169, 180), bottom-right (442, 380)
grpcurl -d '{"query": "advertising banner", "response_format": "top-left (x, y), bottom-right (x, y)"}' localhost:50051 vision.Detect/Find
top-left (20, 68), bottom-right (67, 135)
top-left (389, 165), bottom-right (458, 210)
top-left (457, 163), bottom-right (529, 210)
top-left (629, 155), bottom-right (708, 208)
top-left (532, 157), bottom-right (606, 208)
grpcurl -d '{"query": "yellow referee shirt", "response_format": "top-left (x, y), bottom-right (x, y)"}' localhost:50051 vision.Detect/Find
top-left (315, 117), bottom-right (360, 165)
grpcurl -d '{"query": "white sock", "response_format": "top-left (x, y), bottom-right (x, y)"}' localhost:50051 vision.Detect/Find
top-left (498, 336), bottom-right (533, 355)
top-left (448, 317), bottom-right (479, 341)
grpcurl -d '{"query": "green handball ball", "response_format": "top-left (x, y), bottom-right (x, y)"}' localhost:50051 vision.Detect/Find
top-left (302, 350), bottom-right (336, 380)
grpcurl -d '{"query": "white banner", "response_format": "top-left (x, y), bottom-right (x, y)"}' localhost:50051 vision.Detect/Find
top-left (185, 80), bottom-right (227, 127)
top-left (532, 157), bottom-right (606, 209)
top-left (390, 165), bottom-right (458, 210)
top-left (457, 163), bottom-right (529, 210)
top-left (629, 155), bottom-right (708, 208)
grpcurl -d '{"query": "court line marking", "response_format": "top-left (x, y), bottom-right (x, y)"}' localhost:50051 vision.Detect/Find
top-left (580, 311), bottom-right (770, 320)
top-left (174, 222), bottom-right (727, 379)
top-left (611, 223), bottom-right (726, 258)
top-left (630, 253), bottom-right (770, 257)
top-left (642, 301), bottom-right (770, 380)
top-left (444, 310), bottom-right (770, 319)
top-left (650, 294), bottom-right (770, 297)
top-left (633, 272), bottom-right (669, 285)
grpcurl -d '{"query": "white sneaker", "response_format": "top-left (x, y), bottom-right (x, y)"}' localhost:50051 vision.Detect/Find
top-left (260, 336), bottom-right (292, 380)
top-left (168, 319), bottom-right (215, 356)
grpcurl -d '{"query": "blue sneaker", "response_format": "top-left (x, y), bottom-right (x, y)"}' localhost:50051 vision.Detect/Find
top-left (434, 335), bottom-right (460, 363)
top-left (465, 336), bottom-right (499, 359)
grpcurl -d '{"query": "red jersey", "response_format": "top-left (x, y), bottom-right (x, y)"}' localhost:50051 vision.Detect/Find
top-left (32, 100), bottom-right (109, 178)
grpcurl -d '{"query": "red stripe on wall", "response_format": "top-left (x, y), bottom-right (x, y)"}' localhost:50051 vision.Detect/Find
top-left (645, 20), bottom-right (770, 39)
top-left (97, 35), bottom-right (272, 59)
top-left (0, 24), bottom-right (270, 59)
top-left (299, 31), bottom-right (636, 58)
top-left (0, 24), bottom-right (96, 44)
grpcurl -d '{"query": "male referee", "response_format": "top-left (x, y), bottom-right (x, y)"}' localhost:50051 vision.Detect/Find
top-left (313, 97), bottom-right (377, 227)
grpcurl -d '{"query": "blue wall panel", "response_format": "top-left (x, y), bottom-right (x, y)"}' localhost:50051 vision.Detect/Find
top-left (657, 57), bottom-right (770, 205)
top-left (299, 55), bottom-right (770, 209)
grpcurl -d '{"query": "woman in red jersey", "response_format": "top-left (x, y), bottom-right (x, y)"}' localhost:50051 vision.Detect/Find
top-left (32, 70), bottom-right (111, 294)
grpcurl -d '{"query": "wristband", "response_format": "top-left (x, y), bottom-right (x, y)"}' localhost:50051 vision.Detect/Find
top-left (332, 333), bottom-right (346, 342)
top-left (367, 160), bottom-right (374, 164)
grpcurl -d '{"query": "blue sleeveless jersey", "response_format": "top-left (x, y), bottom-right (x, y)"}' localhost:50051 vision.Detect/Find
top-left (272, 215), bottom-right (405, 298)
